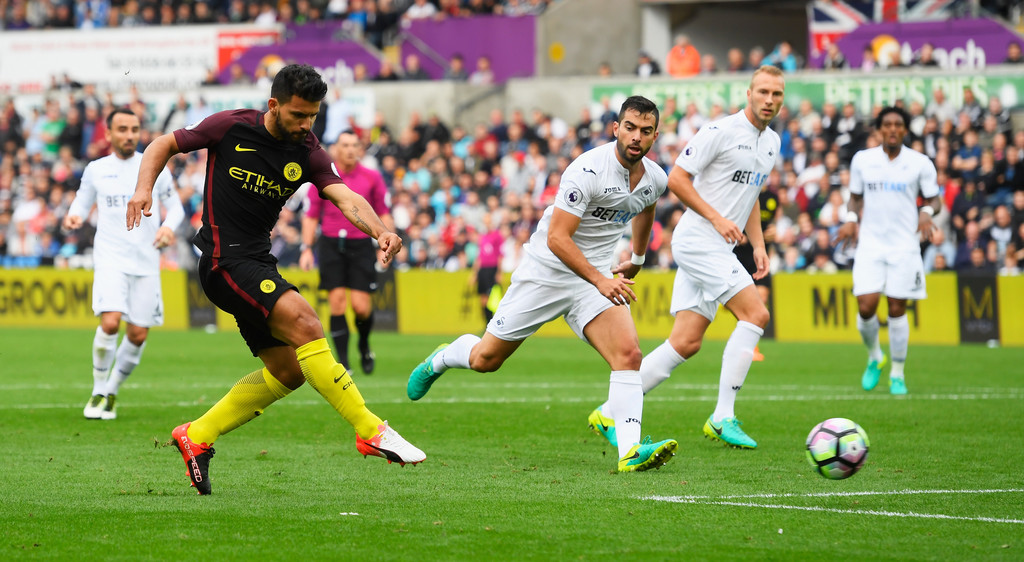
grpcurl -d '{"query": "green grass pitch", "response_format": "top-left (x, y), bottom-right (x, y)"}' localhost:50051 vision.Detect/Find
top-left (2, 327), bottom-right (1022, 560)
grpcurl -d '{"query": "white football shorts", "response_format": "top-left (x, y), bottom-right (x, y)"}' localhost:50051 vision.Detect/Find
top-left (852, 248), bottom-right (927, 300)
top-left (487, 261), bottom-right (614, 342)
top-left (670, 245), bottom-right (753, 321)
top-left (92, 269), bottom-right (165, 327)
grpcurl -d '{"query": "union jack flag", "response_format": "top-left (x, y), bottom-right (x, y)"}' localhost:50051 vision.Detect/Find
top-left (808, 1), bottom-right (964, 59)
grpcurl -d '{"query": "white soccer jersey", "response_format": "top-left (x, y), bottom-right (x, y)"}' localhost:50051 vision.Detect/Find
top-left (523, 142), bottom-right (668, 277)
top-left (672, 111), bottom-right (781, 250)
top-left (68, 153), bottom-right (183, 275)
top-left (849, 145), bottom-right (938, 254)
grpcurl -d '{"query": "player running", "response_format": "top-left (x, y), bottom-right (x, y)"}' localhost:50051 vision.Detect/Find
top-left (590, 66), bottom-right (785, 450)
top-left (408, 96), bottom-right (678, 473)
top-left (835, 105), bottom-right (940, 395)
top-left (65, 108), bottom-right (184, 421)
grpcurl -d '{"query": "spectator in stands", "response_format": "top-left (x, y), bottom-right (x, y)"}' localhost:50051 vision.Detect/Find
top-left (912, 42), bottom-right (940, 67)
top-left (469, 55), bottom-right (495, 85)
top-left (925, 88), bottom-right (957, 128)
top-left (365, 0), bottom-right (401, 49)
top-left (766, 41), bottom-right (800, 71)
top-left (988, 204), bottom-right (1015, 263)
top-left (635, 50), bottom-right (662, 78)
top-left (952, 129), bottom-right (982, 182)
top-left (960, 88), bottom-right (984, 129)
top-left (227, 63), bottom-right (252, 86)
top-left (821, 43), bottom-right (848, 70)
top-left (951, 179), bottom-right (985, 239)
top-left (403, 54), bottom-right (431, 81)
top-left (860, 45), bottom-right (877, 72)
top-left (1004, 41), bottom-right (1024, 64)
top-left (700, 54), bottom-right (718, 75)
top-left (748, 46), bottom-right (765, 69)
top-left (404, 0), bottom-right (438, 21)
top-left (923, 226), bottom-right (956, 273)
top-left (373, 59), bottom-right (402, 81)
top-left (445, 53), bottom-right (469, 81)
top-left (725, 47), bottom-right (748, 72)
top-left (666, 34), bottom-right (701, 77)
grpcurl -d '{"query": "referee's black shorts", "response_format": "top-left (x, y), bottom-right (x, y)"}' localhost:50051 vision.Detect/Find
top-left (198, 252), bottom-right (294, 356)
top-left (317, 236), bottom-right (378, 292)
top-left (733, 243), bottom-right (772, 288)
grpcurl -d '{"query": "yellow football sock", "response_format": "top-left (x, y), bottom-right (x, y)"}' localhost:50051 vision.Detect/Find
top-left (296, 338), bottom-right (382, 439)
top-left (187, 368), bottom-right (292, 445)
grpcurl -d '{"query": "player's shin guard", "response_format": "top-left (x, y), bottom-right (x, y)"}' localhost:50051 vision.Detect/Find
top-left (105, 339), bottom-right (145, 395)
top-left (887, 314), bottom-right (909, 380)
top-left (607, 370), bottom-right (643, 459)
top-left (639, 341), bottom-right (686, 394)
top-left (297, 338), bottom-right (382, 439)
top-left (92, 327), bottom-right (118, 394)
top-left (713, 321), bottom-right (763, 422)
top-left (857, 314), bottom-right (883, 362)
top-left (188, 368), bottom-right (293, 446)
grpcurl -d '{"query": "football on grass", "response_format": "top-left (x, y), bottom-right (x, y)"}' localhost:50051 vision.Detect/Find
top-left (805, 418), bottom-right (870, 480)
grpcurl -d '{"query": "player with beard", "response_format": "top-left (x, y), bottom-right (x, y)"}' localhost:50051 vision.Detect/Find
top-left (835, 106), bottom-right (940, 395)
top-left (127, 64), bottom-right (424, 495)
top-left (407, 96), bottom-right (678, 473)
top-left (593, 66), bottom-right (785, 450)
top-left (65, 107), bottom-right (184, 421)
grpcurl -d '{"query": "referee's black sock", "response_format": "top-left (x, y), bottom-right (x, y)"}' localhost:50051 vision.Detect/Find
top-left (329, 314), bottom-right (350, 369)
top-left (355, 312), bottom-right (374, 353)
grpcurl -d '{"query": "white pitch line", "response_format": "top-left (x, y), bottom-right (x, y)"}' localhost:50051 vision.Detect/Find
top-left (645, 488), bottom-right (1024, 525)
top-left (2, 392), bottom-right (1024, 411)
top-left (646, 498), bottom-right (1024, 525)
top-left (651, 488), bottom-right (1024, 501)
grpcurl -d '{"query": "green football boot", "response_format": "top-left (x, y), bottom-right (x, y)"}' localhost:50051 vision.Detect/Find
top-left (407, 343), bottom-right (449, 401)
top-left (617, 436), bottom-right (678, 472)
top-left (861, 354), bottom-right (887, 391)
top-left (703, 416), bottom-right (758, 449)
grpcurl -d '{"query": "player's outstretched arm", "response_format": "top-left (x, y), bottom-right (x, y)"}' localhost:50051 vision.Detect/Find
top-left (667, 166), bottom-right (742, 243)
top-left (128, 133), bottom-right (180, 231)
top-left (321, 182), bottom-right (402, 264)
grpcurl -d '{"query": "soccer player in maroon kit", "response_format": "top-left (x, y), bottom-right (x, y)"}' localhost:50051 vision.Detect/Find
top-left (126, 64), bottom-right (424, 495)
top-left (299, 131), bottom-right (390, 375)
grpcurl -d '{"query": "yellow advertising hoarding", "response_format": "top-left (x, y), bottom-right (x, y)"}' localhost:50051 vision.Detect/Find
top-left (0, 268), bottom-right (189, 329)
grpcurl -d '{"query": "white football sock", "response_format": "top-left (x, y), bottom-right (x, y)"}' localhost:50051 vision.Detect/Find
top-left (106, 339), bottom-right (145, 395)
top-left (857, 314), bottom-right (883, 363)
top-left (888, 314), bottom-right (909, 380)
top-left (712, 321), bottom-right (763, 423)
top-left (433, 334), bottom-right (480, 373)
top-left (607, 370), bottom-right (643, 459)
top-left (91, 327), bottom-right (118, 395)
top-left (639, 340), bottom-right (686, 394)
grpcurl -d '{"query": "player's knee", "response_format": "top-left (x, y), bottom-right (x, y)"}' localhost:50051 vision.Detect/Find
top-left (622, 346), bottom-right (643, 370)
top-left (749, 307), bottom-right (770, 329)
top-left (673, 337), bottom-right (702, 359)
top-left (275, 368), bottom-right (306, 389)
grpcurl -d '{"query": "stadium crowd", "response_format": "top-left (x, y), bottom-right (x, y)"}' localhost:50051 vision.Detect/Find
top-left (1, 2), bottom-right (1023, 280)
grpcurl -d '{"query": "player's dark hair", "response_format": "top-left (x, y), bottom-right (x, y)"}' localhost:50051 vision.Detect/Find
top-left (875, 106), bottom-right (910, 129)
top-left (271, 63), bottom-right (328, 104)
top-left (105, 107), bottom-right (138, 128)
top-left (618, 95), bottom-right (659, 129)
